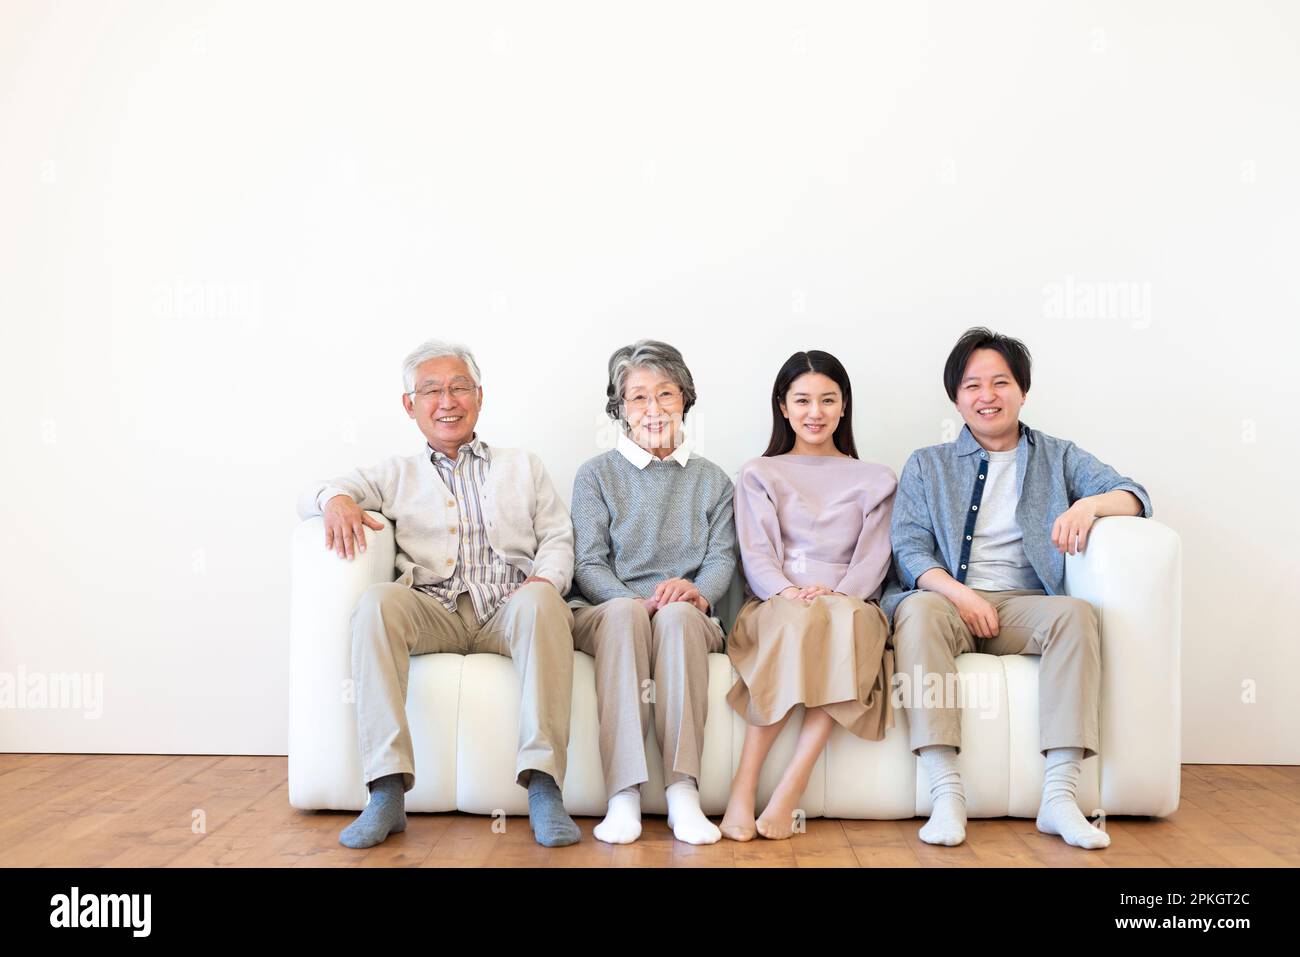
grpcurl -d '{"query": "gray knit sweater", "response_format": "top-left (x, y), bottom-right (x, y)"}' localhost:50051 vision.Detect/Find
top-left (568, 449), bottom-right (737, 609)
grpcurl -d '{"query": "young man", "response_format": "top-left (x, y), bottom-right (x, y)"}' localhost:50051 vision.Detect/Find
top-left (884, 327), bottom-right (1152, 849)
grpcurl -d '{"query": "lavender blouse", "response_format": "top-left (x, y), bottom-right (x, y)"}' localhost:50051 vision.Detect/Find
top-left (734, 454), bottom-right (898, 602)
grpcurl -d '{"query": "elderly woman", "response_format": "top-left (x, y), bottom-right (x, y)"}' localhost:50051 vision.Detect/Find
top-left (568, 339), bottom-right (737, 845)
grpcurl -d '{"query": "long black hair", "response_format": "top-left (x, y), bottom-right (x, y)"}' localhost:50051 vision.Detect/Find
top-left (763, 350), bottom-right (858, 458)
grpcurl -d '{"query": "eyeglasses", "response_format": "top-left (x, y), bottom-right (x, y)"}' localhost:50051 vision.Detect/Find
top-left (408, 384), bottom-right (477, 402)
top-left (623, 388), bottom-right (682, 411)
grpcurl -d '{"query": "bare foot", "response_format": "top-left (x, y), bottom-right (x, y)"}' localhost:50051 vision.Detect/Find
top-left (756, 782), bottom-right (802, 840)
top-left (720, 790), bottom-right (757, 842)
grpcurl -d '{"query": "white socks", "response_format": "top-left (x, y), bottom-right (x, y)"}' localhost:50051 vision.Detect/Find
top-left (918, 745), bottom-right (967, 846)
top-left (1037, 747), bottom-right (1111, 849)
top-left (916, 746), bottom-right (1109, 850)
top-left (594, 752), bottom-right (1106, 850)
top-left (594, 781), bottom-right (722, 845)
top-left (594, 787), bottom-right (642, 845)
top-left (666, 779), bottom-right (721, 845)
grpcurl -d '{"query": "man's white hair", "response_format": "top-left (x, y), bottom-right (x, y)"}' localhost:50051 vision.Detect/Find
top-left (402, 339), bottom-right (483, 392)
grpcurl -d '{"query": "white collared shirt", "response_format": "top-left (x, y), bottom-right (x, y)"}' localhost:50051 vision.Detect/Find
top-left (616, 429), bottom-right (692, 469)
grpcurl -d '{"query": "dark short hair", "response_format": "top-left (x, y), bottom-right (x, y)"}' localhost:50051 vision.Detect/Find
top-left (764, 350), bottom-right (858, 458)
top-left (942, 327), bottom-right (1032, 401)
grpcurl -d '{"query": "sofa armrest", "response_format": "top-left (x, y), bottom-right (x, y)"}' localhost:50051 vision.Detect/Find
top-left (288, 514), bottom-right (395, 809)
top-left (1065, 515), bottom-right (1182, 817)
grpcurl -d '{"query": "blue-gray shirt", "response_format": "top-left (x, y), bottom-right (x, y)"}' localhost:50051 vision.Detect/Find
top-left (880, 421), bottom-right (1153, 623)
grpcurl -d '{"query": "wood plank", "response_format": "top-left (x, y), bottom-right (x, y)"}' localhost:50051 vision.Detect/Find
top-left (894, 818), bottom-right (984, 867)
top-left (966, 819), bottom-right (1047, 867)
top-left (1, 756), bottom-right (1293, 868)
top-left (791, 818), bottom-right (857, 867)
top-left (1235, 766), bottom-right (1300, 806)
top-left (1108, 817), bottom-right (1232, 868)
top-left (1004, 819), bottom-right (1110, 868)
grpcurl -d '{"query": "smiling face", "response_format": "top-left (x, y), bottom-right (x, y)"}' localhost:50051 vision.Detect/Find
top-left (955, 348), bottom-right (1026, 450)
top-left (779, 371), bottom-right (844, 452)
top-left (622, 366), bottom-right (684, 454)
top-left (402, 355), bottom-right (482, 456)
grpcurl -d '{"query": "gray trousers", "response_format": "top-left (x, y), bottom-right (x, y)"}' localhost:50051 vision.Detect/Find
top-left (571, 598), bottom-right (724, 800)
top-left (891, 588), bottom-right (1101, 758)
top-left (350, 580), bottom-right (575, 792)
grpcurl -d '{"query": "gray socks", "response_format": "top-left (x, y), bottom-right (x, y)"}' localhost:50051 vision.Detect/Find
top-left (340, 770), bottom-right (580, 849)
top-left (527, 771), bottom-right (580, 847)
top-left (339, 773), bottom-right (406, 849)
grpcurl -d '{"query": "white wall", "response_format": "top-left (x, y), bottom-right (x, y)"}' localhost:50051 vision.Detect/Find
top-left (1, 1), bottom-right (1296, 762)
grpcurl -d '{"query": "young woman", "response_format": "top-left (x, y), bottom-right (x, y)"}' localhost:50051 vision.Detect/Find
top-left (720, 350), bottom-right (897, 841)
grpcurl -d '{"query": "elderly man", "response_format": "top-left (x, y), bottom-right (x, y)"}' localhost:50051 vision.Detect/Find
top-left (297, 339), bottom-right (580, 849)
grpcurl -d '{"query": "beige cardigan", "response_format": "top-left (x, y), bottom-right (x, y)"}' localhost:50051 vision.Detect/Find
top-left (296, 441), bottom-right (575, 594)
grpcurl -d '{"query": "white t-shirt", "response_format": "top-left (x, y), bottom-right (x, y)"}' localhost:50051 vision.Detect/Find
top-left (964, 449), bottom-right (1043, 592)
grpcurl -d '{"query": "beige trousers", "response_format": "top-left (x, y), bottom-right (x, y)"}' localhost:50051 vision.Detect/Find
top-left (891, 588), bottom-right (1100, 758)
top-left (571, 598), bottom-right (724, 800)
top-left (350, 580), bottom-right (575, 792)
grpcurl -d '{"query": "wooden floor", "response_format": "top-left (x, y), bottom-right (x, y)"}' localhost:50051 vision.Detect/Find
top-left (1, 755), bottom-right (1297, 867)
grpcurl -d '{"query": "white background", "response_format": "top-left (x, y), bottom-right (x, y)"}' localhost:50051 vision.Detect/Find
top-left (2, 1), bottom-right (1296, 762)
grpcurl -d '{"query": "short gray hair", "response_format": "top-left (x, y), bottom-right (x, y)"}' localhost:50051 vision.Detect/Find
top-left (402, 338), bottom-right (482, 393)
top-left (605, 339), bottom-right (697, 420)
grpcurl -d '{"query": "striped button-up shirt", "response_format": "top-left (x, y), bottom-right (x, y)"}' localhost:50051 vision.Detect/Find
top-left (418, 435), bottom-right (526, 623)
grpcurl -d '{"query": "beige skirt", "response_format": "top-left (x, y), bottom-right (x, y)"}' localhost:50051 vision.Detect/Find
top-left (726, 594), bottom-right (895, 741)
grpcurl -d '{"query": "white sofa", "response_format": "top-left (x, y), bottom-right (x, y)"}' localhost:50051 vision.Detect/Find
top-left (288, 515), bottom-right (1181, 820)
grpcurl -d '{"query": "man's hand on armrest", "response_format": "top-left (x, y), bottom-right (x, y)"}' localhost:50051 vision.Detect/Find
top-left (323, 494), bottom-right (386, 560)
top-left (1051, 490), bottom-right (1142, 556)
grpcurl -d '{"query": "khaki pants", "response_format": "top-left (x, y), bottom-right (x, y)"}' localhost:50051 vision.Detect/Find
top-left (571, 598), bottom-right (724, 800)
top-left (891, 588), bottom-right (1100, 758)
top-left (350, 580), bottom-right (575, 792)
